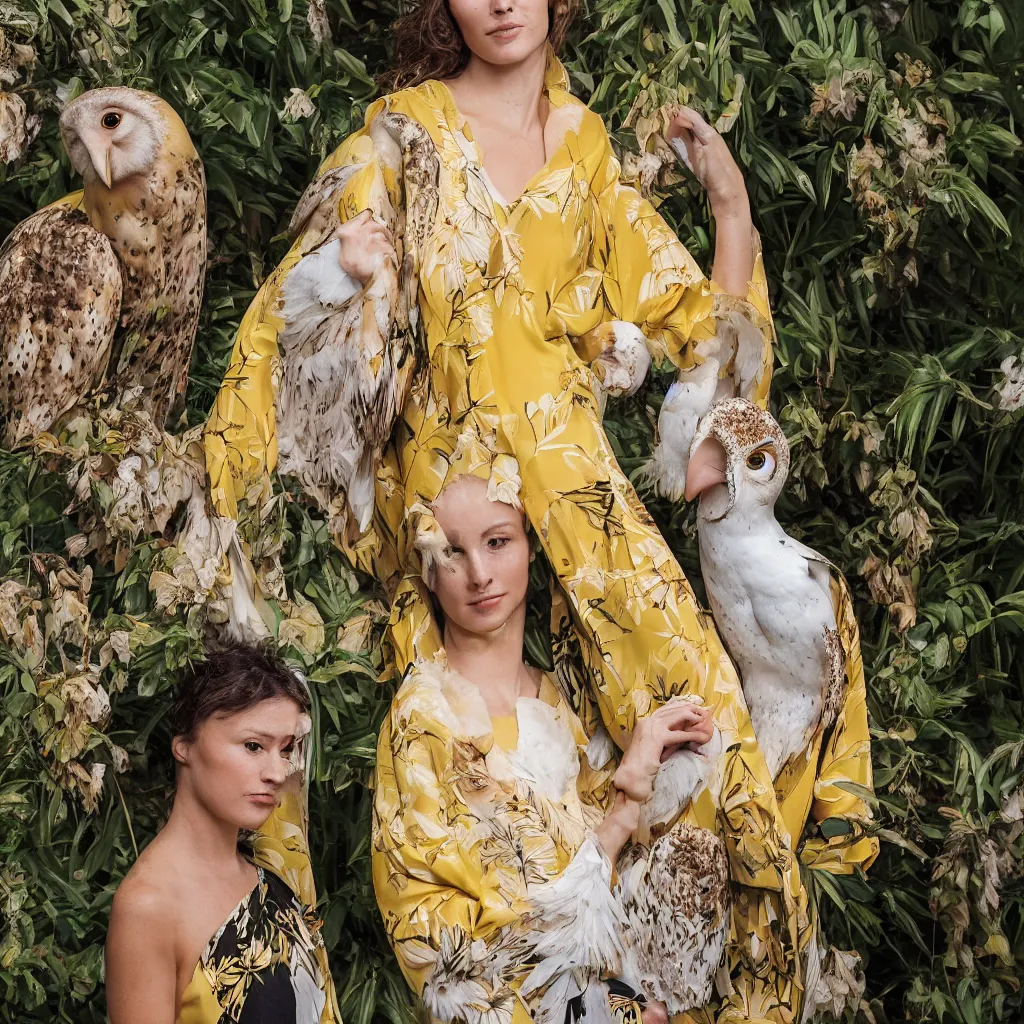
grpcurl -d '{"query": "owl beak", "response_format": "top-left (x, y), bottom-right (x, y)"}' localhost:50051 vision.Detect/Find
top-left (103, 147), bottom-right (114, 188)
top-left (82, 136), bottom-right (114, 188)
top-left (684, 436), bottom-right (728, 502)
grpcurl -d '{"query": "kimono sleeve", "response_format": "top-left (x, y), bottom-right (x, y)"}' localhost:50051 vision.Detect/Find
top-left (593, 148), bottom-right (774, 396)
top-left (592, 142), bottom-right (776, 499)
top-left (203, 98), bottom-right (400, 522)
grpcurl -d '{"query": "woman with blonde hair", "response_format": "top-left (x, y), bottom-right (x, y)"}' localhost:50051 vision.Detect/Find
top-left (204, 0), bottom-right (875, 1018)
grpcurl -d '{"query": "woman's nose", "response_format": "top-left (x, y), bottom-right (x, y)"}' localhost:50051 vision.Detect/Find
top-left (262, 757), bottom-right (287, 785)
top-left (466, 551), bottom-right (492, 589)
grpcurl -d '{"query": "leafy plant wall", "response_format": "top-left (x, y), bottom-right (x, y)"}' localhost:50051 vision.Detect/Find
top-left (1, 0), bottom-right (1022, 1022)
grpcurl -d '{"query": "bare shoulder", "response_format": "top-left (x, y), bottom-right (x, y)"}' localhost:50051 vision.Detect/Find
top-left (111, 868), bottom-right (172, 922)
top-left (106, 841), bottom-right (182, 1024)
top-left (109, 839), bottom-right (183, 941)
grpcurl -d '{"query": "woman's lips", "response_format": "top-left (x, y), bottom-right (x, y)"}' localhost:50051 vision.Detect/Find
top-left (470, 593), bottom-right (504, 611)
top-left (488, 24), bottom-right (523, 39)
top-left (248, 793), bottom-right (277, 807)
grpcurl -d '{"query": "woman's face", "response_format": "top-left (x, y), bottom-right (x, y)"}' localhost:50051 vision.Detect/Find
top-left (430, 476), bottom-right (531, 638)
top-left (172, 697), bottom-right (303, 832)
top-left (447, 0), bottom-right (551, 68)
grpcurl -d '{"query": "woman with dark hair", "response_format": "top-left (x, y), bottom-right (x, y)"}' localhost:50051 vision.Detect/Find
top-left (105, 644), bottom-right (340, 1024)
top-left (204, 1), bottom-right (875, 1019)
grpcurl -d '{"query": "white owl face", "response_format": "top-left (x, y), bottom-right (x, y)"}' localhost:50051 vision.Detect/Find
top-left (60, 87), bottom-right (167, 188)
top-left (685, 397), bottom-right (790, 522)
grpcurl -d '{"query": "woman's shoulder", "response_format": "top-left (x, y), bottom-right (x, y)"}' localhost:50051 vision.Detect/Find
top-left (369, 80), bottom-right (451, 127)
top-left (387, 657), bottom-right (492, 749)
top-left (108, 842), bottom-right (183, 946)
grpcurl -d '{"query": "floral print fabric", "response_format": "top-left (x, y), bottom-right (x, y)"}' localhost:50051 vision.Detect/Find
top-left (177, 865), bottom-right (333, 1024)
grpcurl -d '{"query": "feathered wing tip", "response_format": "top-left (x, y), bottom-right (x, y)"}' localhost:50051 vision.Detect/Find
top-left (588, 321), bottom-right (652, 398)
top-left (800, 934), bottom-right (867, 1023)
top-left (618, 822), bottom-right (730, 1014)
top-left (223, 533), bottom-right (273, 642)
top-left (638, 722), bottom-right (723, 840)
top-left (520, 834), bottom-right (628, 1024)
top-left (409, 501), bottom-right (452, 578)
top-left (278, 239), bottom-right (362, 335)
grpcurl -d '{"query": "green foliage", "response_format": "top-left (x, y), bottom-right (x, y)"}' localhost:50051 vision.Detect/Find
top-left (1, 1), bottom-right (1022, 1023)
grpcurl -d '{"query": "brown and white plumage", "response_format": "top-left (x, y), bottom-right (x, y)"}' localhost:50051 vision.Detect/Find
top-left (0, 87), bottom-right (206, 446)
top-left (618, 822), bottom-right (730, 1012)
top-left (685, 398), bottom-right (848, 778)
top-left (276, 111), bottom-right (439, 532)
top-left (0, 205), bottom-right (121, 445)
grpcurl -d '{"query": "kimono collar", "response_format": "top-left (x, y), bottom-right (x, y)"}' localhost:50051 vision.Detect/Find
top-left (544, 45), bottom-right (571, 95)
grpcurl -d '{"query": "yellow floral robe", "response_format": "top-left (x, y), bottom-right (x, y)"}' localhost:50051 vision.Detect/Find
top-left (204, 53), bottom-right (875, 1021)
top-left (373, 658), bottom-right (645, 1024)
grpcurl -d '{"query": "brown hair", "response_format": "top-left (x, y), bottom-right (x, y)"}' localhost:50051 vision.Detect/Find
top-left (170, 642), bottom-right (310, 740)
top-left (380, 0), bottom-right (579, 93)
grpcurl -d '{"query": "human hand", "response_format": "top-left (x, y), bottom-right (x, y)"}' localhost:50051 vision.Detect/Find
top-left (666, 107), bottom-right (749, 219)
top-left (595, 788), bottom-right (642, 863)
top-left (680, 703), bottom-right (714, 751)
top-left (614, 699), bottom-right (715, 802)
top-left (641, 1001), bottom-right (669, 1024)
top-left (334, 209), bottom-right (396, 284)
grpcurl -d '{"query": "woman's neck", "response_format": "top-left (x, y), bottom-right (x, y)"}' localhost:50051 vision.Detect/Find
top-left (448, 47), bottom-right (549, 136)
top-left (443, 603), bottom-right (535, 715)
top-left (162, 786), bottom-right (247, 872)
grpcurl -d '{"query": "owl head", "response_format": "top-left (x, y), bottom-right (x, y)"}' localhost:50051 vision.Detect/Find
top-left (683, 397), bottom-right (790, 522)
top-left (60, 87), bottom-right (184, 189)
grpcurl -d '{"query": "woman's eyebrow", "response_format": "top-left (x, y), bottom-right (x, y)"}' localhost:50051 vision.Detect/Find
top-left (245, 730), bottom-right (294, 742)
top-left (482, 520), bottom-right (518, 535)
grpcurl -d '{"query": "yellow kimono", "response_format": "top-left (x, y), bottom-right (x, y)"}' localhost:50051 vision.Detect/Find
top-left (373, 658), bottom-right (646, 1024)
top-left (204, 52), bottom-right (875, 1020)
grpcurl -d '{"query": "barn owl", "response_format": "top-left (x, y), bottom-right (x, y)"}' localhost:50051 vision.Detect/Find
top-left (685, 398), bottom-right (848, 779)
top-left (275, 112), bottom-right (440, 533)
top-left (0, 87), bottom-right (206, 446)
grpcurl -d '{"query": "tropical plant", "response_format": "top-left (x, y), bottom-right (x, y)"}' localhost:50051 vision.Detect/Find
top-left (1, 0), bottom-right (1021, 1022)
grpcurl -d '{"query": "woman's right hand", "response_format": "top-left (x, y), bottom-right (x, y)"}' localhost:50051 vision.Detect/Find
top-left (335, 209), bottom-right (396, 284)
top-left (614, 700), bottom-right (714, 802)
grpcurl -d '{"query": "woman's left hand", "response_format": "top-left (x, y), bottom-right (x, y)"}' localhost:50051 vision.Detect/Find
top-left (666, 107), bottom-right (749, 218)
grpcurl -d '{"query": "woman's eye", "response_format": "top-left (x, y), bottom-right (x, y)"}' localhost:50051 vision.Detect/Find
top-left (488, 536), bottom-right (509, 549)
top-left (244, 741), bottom-right (262, 753)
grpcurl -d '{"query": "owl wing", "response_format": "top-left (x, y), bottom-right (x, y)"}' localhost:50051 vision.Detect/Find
top-left (786, 549), bottom-right (879, 874)
top-left (646, 312), bottom-right (771, 502)
top-left (0, 203), bottom-right (122, 447)
top-left (807, 568), bottom-right (879, 866)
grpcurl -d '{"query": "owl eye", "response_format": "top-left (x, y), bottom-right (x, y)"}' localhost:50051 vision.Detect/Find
top-left (101, 112), bottom-right (122, 130)
top-left (746, 447), bottom-right (777, 477)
